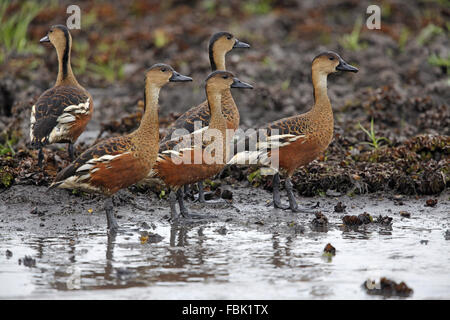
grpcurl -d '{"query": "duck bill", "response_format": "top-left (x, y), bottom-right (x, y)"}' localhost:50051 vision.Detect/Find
top-left (231, 78), bottom-right (253, 89)
top-left (169, 71), bottom-right (192, 82)
top-left (40, 35), bottom-right (50, 43)
top-left (336, 60), bottom-right (358, 72)
top-left (233, 39), bottom-right (250, 49)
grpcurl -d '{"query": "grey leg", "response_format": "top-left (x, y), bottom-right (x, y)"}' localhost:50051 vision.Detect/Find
top-left (272, 173), bottom-right (289, 209)
top-left (169, 190), bottom-right (180, 222)
top-left (177, 188), bottom-right (190, 217)
top-left (68, 143), bottom-right (74, 161)
top-left (38, 148), bottom-right (44, 168)
top-left (196, 181), bottom-right (206, 203)
top-left (183, 185), bottom-right (193, 200)
top-left (104, 197), bottom-right (119, 232)
top-left (174, 188), bottom-right (211, 221)
top-left (285, 178), bottom-right (316, 213)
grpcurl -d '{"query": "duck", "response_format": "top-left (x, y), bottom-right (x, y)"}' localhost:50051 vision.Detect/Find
top-left (48, 64), bottom-right (192, 232)
top-left (30, 25), bottom-right (93, 167)
top-left (229, 51), bottom-right (358, 212)
top-left (160, 32), bottom-right (250, 202)
top-left (154, 71), bottom-right (253, 222)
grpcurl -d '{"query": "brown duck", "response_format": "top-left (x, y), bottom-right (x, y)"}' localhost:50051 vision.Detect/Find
top-left (49, 64), bottom-right (192, 231)
top-left (229, 51), bottom-right (358, 212)
top-left (30, 25), bottom-right (93, 167)
top-left (161, 32), bottom-right (250, 201)
top-left (154, 71), bottom-right (253, 221)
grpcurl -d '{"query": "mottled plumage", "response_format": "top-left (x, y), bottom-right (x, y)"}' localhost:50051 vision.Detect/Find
top-left (30, 85), bottom-right (92, 146)
top-left (31, 25), bottom-right (93, 166)
top-left (153, 71), bottom-right (252, 221)
top-left (161, 32), bottom-right (248, 142)
top-left (49, 64), bottom-right (192, 231)
top-left (229, 51), bottom-right (358, 212)
top-left (51, 136), bottom-right (139, 195)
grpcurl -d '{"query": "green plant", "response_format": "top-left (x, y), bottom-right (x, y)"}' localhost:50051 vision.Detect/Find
top-left (89, 42), bottom-right (126, 83)
top-left (358, 118), bottom-right (389, 150)
top-left (428, 53), bottom-right (450, 74)
top-left (0, 0), bottom-right (49, 64)
top-left (397, 27), bottom-right (410, 52)
top-left (0, 134), bottom-right (18, 156)
top-left (416, 24), bottom-right (444, 46)
top-left (243, 0), bottom-right (272, 15)
top-left (339, 17), bottom-right (367, 51)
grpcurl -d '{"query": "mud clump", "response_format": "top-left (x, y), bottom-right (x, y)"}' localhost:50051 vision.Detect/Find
top-left (139, 231), bottom-right (163, 244)
top-left (342, 212), bottom-right (373, 226)
top-left (18, 256), bottom-right (36, 268)
top-left (363, 277), bottom-right (413, 297)
top-left (425, 199), bottom-right (438, 207)
top-left (323, 243), bottom-right (336, 256)
top-left (311, 212), bottom-right (328, 230)
top-left (375, 215), bottom-right (393, 226)
top-left (399, 211), bottom-right (411, 218)
top-left (334, 201), bottom-right (346, 213)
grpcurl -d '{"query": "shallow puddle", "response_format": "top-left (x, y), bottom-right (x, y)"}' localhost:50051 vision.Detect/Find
top-left (1, 210), bottom-right (449, 299)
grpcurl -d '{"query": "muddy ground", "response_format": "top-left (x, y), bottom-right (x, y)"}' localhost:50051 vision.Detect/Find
top-left (0, 0), bottom-right (449, 299)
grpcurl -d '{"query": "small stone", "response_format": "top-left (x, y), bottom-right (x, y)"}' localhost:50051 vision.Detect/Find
top-left (342, 215), bottom-right (362, 226)
top-left (375, 215), bottom-right (393, 226)
top-left (358, 212), bottom-right (373, 224)
top-left (311, 212), bottom-right (328, 227)
top-left (326, 189), bottom-right (341, 197)
top-left (399, 211), bottom-right (411, 218)
top-left (5, 250), bottom-right (12, 258)
top-left (221, 189), bottom-right (233, 200)
top-left (19, 256), bottom-right (36, 268)
top-left (215, 226), bottom-right (227, 235)
top-left (334, 201), bottom-right (346, 213)
top-left (141, 222), bottom-right (151, 229)
top-left (425, 199), bottom-right (438, 207)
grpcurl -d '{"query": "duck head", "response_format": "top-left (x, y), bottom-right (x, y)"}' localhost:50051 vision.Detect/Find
top-left (209, 32), bottom-right (250, 71)
top-left (40, 25), bottom-right (71, 52)
top-left (312, 51), bottom-right (358, 75)
top-left (146, 64), bottom-right (192, 87)
top-left (205, 71), bottom-right (253, 93)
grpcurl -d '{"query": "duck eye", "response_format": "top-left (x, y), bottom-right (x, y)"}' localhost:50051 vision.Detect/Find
top-left (222, 75), bottom-right (228, 79)
top-left (329, 57), bottom-right (335, 61)
top-left (161, 68), bottom-right (166, 72)
top-left (227, 35), bottom-right (232, 40)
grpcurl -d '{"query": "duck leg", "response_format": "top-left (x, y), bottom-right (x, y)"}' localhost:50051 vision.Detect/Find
top-left (68, 143), bottom-right (74, 161)
top-left (177, 188), bottom-right (191, 217)
top-left (37, 148), bottom-right (44, 168)
top-left (169, 190), bottom-right (180, 222)
top-left (183, 184), bottom-right (194, 200)
top-left (104, 197), bottom-right (120, 232)
top-left (285, 177), bottom-right (316, 213)
top-left (172, 188), bottom-right (212, 221)
top-left (195, 181), bottom-right (206, 203)
top-left (267, 173), bottom-right (289, 209)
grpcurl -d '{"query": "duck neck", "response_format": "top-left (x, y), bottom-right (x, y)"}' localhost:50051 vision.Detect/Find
top-left (206, 87), bottom-right (225, 128)
top-left (210, 47), bottom-right (226, 71)
top-left (55, 33), bottom-right (79, 87)
top-left (135, 82), bottom-right (160, 143)
top-left (311, 69), bottom-right (331, 114)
